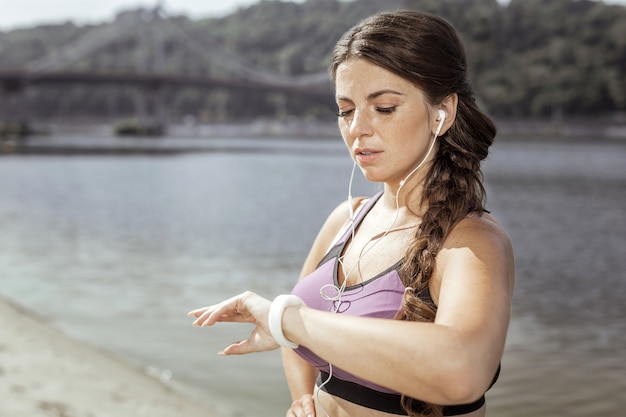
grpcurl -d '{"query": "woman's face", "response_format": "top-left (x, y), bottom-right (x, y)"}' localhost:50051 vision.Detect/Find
top-left (334, 58), bottom-right (436, 187)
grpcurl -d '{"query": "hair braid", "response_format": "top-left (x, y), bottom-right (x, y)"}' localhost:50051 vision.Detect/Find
top-left (398, 94), bottom-right (495, 417)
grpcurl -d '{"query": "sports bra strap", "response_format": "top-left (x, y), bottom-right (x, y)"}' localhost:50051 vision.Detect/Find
top-left (336, 191), bottom-right (383, 244)
top-left (325, 191), bottom-right (383, 252)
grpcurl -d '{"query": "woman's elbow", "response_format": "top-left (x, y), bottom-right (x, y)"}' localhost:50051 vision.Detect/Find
top-left (439, 373), bottom-right (484, 405)
top-left (433, 360), bottom-right (495, 405)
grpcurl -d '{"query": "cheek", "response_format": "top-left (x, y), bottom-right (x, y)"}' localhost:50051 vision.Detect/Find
top-left (399, 114), bottom-right (430, 141)
top-left (389, 119), bottom-right (432, 158)
top-left (339, 123), bottom-right (353, 147)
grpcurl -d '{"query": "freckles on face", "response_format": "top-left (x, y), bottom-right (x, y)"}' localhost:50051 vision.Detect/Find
top-left (334, 59), bottom-right (434, 183)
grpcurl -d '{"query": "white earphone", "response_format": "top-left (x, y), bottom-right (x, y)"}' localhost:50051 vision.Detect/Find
top-left (435, 109), bottom-right (446, 137)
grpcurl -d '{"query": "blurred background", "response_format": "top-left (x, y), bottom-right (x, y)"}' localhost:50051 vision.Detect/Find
top-left (1, 1), bottom-right (625, 416)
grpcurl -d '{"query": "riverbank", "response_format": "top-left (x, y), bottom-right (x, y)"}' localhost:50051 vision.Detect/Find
top-left (2, 117), bottom-right (625, 156)
top-left (0, 295), bottom-right (222, 417)
top-left (3, 291), bottom-right (624, 417)
top-left (3, 116), bottom-right (626, 142)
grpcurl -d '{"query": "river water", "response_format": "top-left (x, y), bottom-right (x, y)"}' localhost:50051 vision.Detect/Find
top-left (1, 135), bottom-right (625, 417)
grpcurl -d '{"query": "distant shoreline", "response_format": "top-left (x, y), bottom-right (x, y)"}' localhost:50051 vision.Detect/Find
top-left (7, 116), bottom-right (626, 138)
top-left (494, 117), bottom-right (626, 141)
top-left (1, 117), bottom-right (625, 156)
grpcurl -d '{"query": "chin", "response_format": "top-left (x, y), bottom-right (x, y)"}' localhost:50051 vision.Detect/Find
top-left (359, 169), bottom-right (387, 184)
top-left (358, 167), bottom-right (374, 180)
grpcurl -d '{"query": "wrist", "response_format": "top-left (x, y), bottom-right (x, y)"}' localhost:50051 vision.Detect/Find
top-left (268, 294), bottom-right (304, 349)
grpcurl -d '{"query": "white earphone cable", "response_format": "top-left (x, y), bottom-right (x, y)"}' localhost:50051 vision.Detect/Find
top-left (316, 121), bottom-right (443, 417)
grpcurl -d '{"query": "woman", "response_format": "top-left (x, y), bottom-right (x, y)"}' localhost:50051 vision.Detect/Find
top-left (189, 10), bottom-right (514, 417)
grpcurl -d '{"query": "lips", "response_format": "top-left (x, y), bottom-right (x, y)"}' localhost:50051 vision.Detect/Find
top-left (355, 148), bottom-right (380, 156)
top-left (354, 148), bottom-right (381, 163)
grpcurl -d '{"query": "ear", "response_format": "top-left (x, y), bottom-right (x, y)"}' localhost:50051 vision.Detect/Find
top-left (433, 94), bottom-right (458, 137)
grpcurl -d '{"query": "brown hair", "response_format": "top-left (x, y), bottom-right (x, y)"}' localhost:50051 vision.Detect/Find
top-left (330, 11), bottom-right (496, 417)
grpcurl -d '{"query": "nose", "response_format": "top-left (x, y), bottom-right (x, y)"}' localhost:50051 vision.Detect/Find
top-left (348, 109), bottom-right (373, 139)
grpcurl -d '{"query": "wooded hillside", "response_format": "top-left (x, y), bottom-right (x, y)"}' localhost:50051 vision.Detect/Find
top-left (1, 0), bottom-right (624, 122)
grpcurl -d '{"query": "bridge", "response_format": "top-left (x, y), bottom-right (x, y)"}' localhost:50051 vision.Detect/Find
top-left (0, 3), bottom-right (333, 136)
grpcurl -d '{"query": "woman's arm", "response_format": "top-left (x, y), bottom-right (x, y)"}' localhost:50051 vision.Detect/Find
top-left (281, 215), bottom-right (515, 405)
top-left (282, 350), bottom-right (317, 416)
top-left (188, 210), bottom-right (514, 407)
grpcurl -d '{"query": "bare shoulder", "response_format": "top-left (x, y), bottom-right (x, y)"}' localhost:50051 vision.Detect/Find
top-left (321, 197), bottom-right (370, 244)
top-left (298, 197), bottom-right (368, 279)
top-left (436, 212), bottom-right (515, 293)
top-left (322, 199), bottom-right (354, 234)
top-left (432, 212), bottom-right (515, 313)
top-left (444, 212), bottom-right (513, 253)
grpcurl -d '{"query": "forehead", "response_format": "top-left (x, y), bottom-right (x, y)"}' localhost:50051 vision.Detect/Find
top-left (334, 59), bottom-right (422, 100)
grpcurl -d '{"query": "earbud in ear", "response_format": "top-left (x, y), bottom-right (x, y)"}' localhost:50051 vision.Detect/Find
top-left (435, 109), bottom-right (446, 137)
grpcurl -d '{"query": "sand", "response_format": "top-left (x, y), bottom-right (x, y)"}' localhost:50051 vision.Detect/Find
top-left (0, 296), bottom-right (221, 417)
top-left (3, 292), bottom-right (624, 417)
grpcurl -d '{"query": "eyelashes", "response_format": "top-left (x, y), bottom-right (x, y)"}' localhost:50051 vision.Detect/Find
top-left (335, 106), bottom-right (397, 118)
top-left (376, 106), bottom-right (396, 114)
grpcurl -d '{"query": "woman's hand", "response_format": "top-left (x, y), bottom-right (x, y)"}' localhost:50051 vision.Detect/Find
top-left (286, 393), bottom-right (316, 417)
top-left (187, 291), bottom-right (278, 355)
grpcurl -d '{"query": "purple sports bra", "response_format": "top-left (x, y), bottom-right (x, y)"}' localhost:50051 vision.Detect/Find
top-left (290, 192), bottom-right (499, 416)
top-left (291, 191), bottom-right (405, 394)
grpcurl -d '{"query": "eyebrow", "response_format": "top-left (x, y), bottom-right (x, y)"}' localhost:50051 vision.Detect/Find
top-left (336, 89), bottom-right (405, 102)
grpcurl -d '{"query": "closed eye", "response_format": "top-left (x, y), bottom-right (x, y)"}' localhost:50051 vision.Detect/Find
top-left (376, 106), bottom-right (396, 114)
top-left (336, 109), bottom-right (354, 118)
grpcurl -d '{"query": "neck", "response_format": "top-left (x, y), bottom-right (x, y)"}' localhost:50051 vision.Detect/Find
top-left (386, 133), bottom-right (438, 208)
top-left (383, 175), bottom-right (427, 215)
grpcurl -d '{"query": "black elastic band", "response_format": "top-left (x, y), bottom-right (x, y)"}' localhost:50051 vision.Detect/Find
top-left (317, 371), bottom-right (407, 415)
top-left (317, 371), bottom-right (486, 416)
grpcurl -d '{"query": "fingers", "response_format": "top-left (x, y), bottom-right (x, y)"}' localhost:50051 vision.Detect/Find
top-left (219, 339), bottom-right (250, 356)
top-left (187, 294), bottom-right (246, 327)
top-left (287, 394), bottom-right (315, 417)
top-left (187, 292), bottom-right (278, 354)
top-left (220, 325), bottom-right (280, 355)
top-left (187, 306), bottom-right (209, 318)
top-left (189, 308), bottom-right (245, 327)
top-left (301, 394), bottom-right (316, 417)
top-left (188, 306), bottom-right (220, 327)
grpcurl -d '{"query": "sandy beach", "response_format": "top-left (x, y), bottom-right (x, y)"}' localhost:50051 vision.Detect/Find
top-left (0, 296), bottom-right (221, 417)
top-left (2, 294), bottom-right (626, 417)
